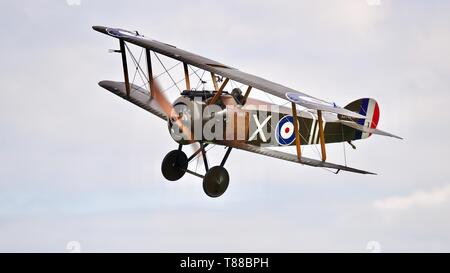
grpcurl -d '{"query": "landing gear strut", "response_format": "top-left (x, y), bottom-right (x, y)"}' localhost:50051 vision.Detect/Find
top-left (161, 144), bottom-right (233, 198)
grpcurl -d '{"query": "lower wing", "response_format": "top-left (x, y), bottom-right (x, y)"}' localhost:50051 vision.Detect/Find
top-left (219, 141), bottom-right (376, 175)
top-left (98, 80), bottom-right (167, 121)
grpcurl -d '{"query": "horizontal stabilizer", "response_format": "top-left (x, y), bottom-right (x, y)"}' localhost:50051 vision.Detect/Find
top-left (340, 120), bottom-right (403, 139)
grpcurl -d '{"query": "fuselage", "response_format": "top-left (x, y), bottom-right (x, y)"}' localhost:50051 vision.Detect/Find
top-left (169, 93), bottom-right (360, 147)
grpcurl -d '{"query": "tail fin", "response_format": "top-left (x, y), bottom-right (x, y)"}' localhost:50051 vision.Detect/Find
top-left (342, 98), bottom-right (380, 139)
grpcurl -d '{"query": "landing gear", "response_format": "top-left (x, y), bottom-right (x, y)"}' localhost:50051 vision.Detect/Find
top-left (161, 144), bottom-right (232, 198)
top-left (161, 149), bottom-right (188, 181)
top-left (203, 166), bottom-right (229, 198)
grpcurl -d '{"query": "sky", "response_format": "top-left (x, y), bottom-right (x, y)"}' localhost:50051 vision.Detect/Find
top-left (1, 0), bottom-right (450, 252)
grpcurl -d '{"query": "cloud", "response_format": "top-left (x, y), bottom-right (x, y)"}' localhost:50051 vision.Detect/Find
top-left (373, 184), bottom-right (450, 211)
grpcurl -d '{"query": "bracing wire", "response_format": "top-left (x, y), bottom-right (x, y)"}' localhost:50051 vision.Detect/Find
top-left (152, 52), bottom-right (182, 92)
top-left (162, 68), bottom-right (201, 93)
top-left (154, 62), bottom-right (182, 80)
top-left (125, 44), bottom-right (149, 88)
top-left (131, 48), bottom-right (144, 85)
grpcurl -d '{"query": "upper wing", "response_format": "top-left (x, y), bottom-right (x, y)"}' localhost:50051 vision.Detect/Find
top-left (218, 141), bottom-right (376, 175)
top-left (98, 80), bottom-right (167, 121)
top-left (93, 26), bottom-right (365, 119)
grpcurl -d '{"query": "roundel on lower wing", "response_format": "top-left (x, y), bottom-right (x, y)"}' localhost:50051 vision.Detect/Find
top-left (275, 115), bottom-right (298, 145)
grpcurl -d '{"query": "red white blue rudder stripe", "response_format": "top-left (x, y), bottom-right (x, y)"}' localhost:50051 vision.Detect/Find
top-left (343, 98), bottom-right (380, 140)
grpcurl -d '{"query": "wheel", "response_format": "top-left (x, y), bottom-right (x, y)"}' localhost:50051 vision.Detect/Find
top-left (202, 166), bottom-right (229, 198)
top-left (161, 150), bottom-right (188, 181)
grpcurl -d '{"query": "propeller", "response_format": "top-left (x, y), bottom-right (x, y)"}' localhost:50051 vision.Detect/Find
top-left (149, 79), bottom-right (205, 160)
top-left (150, 79), bottom-right (194, 143)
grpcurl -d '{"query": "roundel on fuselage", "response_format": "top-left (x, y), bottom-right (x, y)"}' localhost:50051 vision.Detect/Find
top-left (275, 115), bottom-right (297, 145)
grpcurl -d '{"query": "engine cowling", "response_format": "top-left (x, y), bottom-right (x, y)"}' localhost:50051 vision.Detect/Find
top-left (168, 96), bottom-right (204, 144)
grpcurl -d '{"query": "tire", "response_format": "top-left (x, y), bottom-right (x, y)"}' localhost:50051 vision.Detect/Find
top-left (202, 166), bottom-right (229, 198)
top-left (161, 150), bottom-right (188, 181)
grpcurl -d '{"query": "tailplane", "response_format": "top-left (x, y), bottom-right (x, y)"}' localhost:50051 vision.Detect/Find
top-left (340, 98), bottom-right (402, 140)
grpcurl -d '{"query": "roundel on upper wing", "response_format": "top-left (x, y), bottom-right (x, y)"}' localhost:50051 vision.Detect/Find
top-left (275, 115), bottom-right (298, 146)
top-left (106, 28), bottom-right (140, 39)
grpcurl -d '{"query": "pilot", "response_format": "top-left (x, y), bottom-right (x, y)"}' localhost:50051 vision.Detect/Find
top-left (231, 88), bottom-right (245, 105)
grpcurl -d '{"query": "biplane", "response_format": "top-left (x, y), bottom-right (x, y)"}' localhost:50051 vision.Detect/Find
top-left (93, 26), bottom-right (401, 198)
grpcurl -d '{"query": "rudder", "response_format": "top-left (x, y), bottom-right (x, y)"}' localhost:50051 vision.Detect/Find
top-left (343, 98), bottom-right (380, 139)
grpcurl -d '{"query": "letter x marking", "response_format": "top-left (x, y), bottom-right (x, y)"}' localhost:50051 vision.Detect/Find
top-left (248, 115), bottom-right (272, 142)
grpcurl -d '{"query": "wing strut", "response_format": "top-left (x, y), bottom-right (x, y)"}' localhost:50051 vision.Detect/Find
top-left (317, 110), bottom-right (327, 161)
top-left (211, 72), bottom-right (219, 91)
top-left (209, 77), bottom-right (229, 105)
top-left (145, 48), bottom-right (154, 98)
top-left (119, 40), bottom-right (130, 96)
top-left (243, 86), bottom-right (252, 105)
top-left (183, 62), bottom-right (190, 91)
top-left (291, 102), bottom-right (302, 161)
